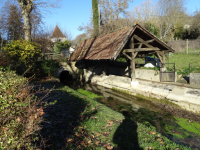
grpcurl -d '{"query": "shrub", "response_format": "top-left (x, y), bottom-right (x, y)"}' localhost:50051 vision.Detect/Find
top-left (3, 39), bottom-right (41, 68)
top-left (0, 69), bottom-right (49, 149)
top-left (41, 60), bottom-right (60, 77)
top-left (53, 40), bottom-right (71, 53)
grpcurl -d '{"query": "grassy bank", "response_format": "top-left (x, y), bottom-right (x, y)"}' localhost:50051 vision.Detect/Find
top-left (32, 79), bottom-right (192, 150)
top-left (169, 53), bottom-right (200, 75)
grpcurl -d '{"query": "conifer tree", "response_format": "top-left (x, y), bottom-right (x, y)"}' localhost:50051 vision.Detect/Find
top-left (92, 0), bottom-right (99, 36)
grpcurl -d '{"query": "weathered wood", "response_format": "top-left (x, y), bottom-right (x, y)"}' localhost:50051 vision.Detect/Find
top-left (134, 39), bottom-right (154, 45)
top-left (162, 51), bottom-right (165, 68)
top-left (122, 52), bottom-right (132, 60)
top-left (131, 37), bottom-right (136, 81)
top-left (131, 52), bottom-right (135, 80)
top-left (156, 52), bottom-right (163, 64)
top-left (133, 52), bottom-right (138, 59)
top-left (133, 35), bottom-right (154, 48)
top-left (123, 47), bottom-right (160, 53)
top-left (131, 36), bottom-right (134, 49)
top-left (138, 43), bottom-right (143, 48)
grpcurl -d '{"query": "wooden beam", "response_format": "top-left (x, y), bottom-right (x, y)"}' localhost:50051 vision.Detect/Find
top-left (131, 36), bottom-right (134, 48)
top-left (136, 48), bottom-right (160, 51)
top-left (133, 35), bottom-right (154, 48)
top-left (156, 51), bottom-right (163, 56)
top-left (156, 52), bottom-right (163, 64)
top-left (122, 52), bottom-right (132, 60)
top-left (134, 39), bottom-right (154, 45)
top-left (133, 52), bottom-right (138, 59)
top-left (138, 43), bottom-right (143, 48)
top-left (123, 47), bottom-right (160, 53)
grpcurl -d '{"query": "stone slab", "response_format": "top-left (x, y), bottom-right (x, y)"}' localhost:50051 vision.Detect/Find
top-left (166, 86), bottom-right (188, 101)
top-left (135, 69), bottom-right (160, 82)
top-left (190, 73), bottom-right (200, 86)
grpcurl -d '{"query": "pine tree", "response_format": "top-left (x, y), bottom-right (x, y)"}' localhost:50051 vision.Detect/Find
top-left (92, 0), bottom-right (99, 36)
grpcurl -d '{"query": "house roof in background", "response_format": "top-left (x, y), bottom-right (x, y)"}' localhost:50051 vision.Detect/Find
top-left (70, 24), bottom-right (175, 61)
top-left (50, 25), bottom-right (66, 39)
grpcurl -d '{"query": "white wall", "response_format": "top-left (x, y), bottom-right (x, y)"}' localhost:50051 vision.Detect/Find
top-left (51, 38), bottom-right (66, 43)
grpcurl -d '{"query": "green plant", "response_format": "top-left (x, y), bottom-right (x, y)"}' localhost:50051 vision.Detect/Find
top-left (41, 60), bottom-right (60, 77)
top-left (53, 40), bottom-right (71, 53)
top-left (0, 66), bottom-right (11, 72)
top-left (3, 39), bottom-right (41, 68)
top-left (0, 69), bottom-right (49, 149)
top-left (116, 57), bottom-right (127, 62)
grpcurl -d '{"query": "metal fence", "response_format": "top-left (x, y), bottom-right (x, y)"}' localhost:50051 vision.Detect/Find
top-left (160, 63), bottom-right (176, 82)
top-left (38, 53), bottom-right (63, 61)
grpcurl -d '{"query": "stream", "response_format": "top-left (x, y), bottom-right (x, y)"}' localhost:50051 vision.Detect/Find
top-left (62, 80), bottom-right (200, 149)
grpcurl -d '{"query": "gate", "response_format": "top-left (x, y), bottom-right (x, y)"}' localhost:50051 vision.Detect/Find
top-left (160, 63), bottom-right (176, 82)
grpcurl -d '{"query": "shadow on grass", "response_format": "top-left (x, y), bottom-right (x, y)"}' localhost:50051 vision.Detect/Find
top-left (113, 113), bottom-right (143, 150)
top-left (31, 80), bottom-right (97, 149)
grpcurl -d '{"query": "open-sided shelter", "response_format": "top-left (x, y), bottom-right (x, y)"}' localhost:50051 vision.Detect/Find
top-left (70, 24), bottom-right (175, 82)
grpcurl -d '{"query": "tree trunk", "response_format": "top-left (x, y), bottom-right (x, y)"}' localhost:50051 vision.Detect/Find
top-left (17, 0), bottom-right (32, 41)
top-left (22, 13), bottom-right (32, 41)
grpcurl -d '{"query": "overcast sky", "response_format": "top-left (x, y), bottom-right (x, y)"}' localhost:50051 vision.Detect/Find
top-left (43, 0), bottom-right (200, 40)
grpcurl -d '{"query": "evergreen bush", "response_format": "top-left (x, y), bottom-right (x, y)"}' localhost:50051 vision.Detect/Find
top-left (0, 69), bottom-right (48, 149)
top-left (53, 40), bottom-right (71, 53)
top-left (41, 60), bottom-right (60, 77)
top-left (3, 39), bottom-right (41, 68)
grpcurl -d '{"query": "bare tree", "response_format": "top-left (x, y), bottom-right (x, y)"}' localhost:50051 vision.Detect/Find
top-left (130, 0), bottom-right (158, 26)
top-left (99, 0), bottom-right (132, 32)
top-left (157, 0), bottom-right (186, 40)
top-left (16, 0), bottom-right (62, 41)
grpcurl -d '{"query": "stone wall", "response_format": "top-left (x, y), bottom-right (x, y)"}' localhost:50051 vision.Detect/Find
top-left (190, 73), bottom-right (200, 86)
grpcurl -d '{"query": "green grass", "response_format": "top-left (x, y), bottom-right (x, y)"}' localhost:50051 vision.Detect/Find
top-left (168, 53), bottom-right (200, 75)
top-left (33, 79), bottom-right (192, 150)
top-left (77, 88), bottom-right (103, 99)
top-left (174, 117), bottom-right (200, 136)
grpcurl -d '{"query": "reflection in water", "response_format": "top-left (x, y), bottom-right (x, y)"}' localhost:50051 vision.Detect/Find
top-left (63, 80), bottom-right (200, 149)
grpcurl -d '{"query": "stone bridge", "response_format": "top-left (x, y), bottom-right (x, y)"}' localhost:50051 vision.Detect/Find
top-left (55, 62), bottom-right (80, 82)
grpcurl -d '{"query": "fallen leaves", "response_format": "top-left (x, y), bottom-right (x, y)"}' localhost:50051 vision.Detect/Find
top-left (150, 131), bottom-right (156, 134)
top-left (105, 120), bottom-right (114, 127)
top-left (91, 107), bottom-right (95, 111)
top-left (106, 145), bottom-right (113, 150)
top-left (96, 133), bottom-right (101, 137)
top-left (95, 141), bottom-right (100, 146)
top-left (157, 138), bottom-right (163, 141)
top-left (67, 139), bottom-right (73, 143)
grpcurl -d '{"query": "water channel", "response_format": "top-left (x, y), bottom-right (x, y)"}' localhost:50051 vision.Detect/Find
top-left (62, 80), bottom-right (200, 149)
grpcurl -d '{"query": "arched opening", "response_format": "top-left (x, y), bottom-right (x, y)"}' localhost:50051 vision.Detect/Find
top-left (59, 70), bottom-right (73, 83)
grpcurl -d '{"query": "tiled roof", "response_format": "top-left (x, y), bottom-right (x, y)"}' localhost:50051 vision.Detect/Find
top-left (70, 24), bottom-right (174, 61)
top-left (50, 25), bottom-right (66, 38)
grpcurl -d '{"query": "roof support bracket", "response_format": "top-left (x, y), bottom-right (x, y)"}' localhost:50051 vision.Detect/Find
top-left (133, 35), bottom-right (154, 48)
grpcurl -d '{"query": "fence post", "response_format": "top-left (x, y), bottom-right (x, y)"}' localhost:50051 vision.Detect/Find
top-left (186, 39), bottom-right (188, 54)
top-left (189, 63), bottom-right (190, 75)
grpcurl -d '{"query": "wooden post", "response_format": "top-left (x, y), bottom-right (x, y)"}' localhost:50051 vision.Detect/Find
top-left (130, 37), bottom-right (136, 81)
top-left (162, 51), bottom-right (165, 68)
top-left (131, 52), bottom-right (136, 81)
